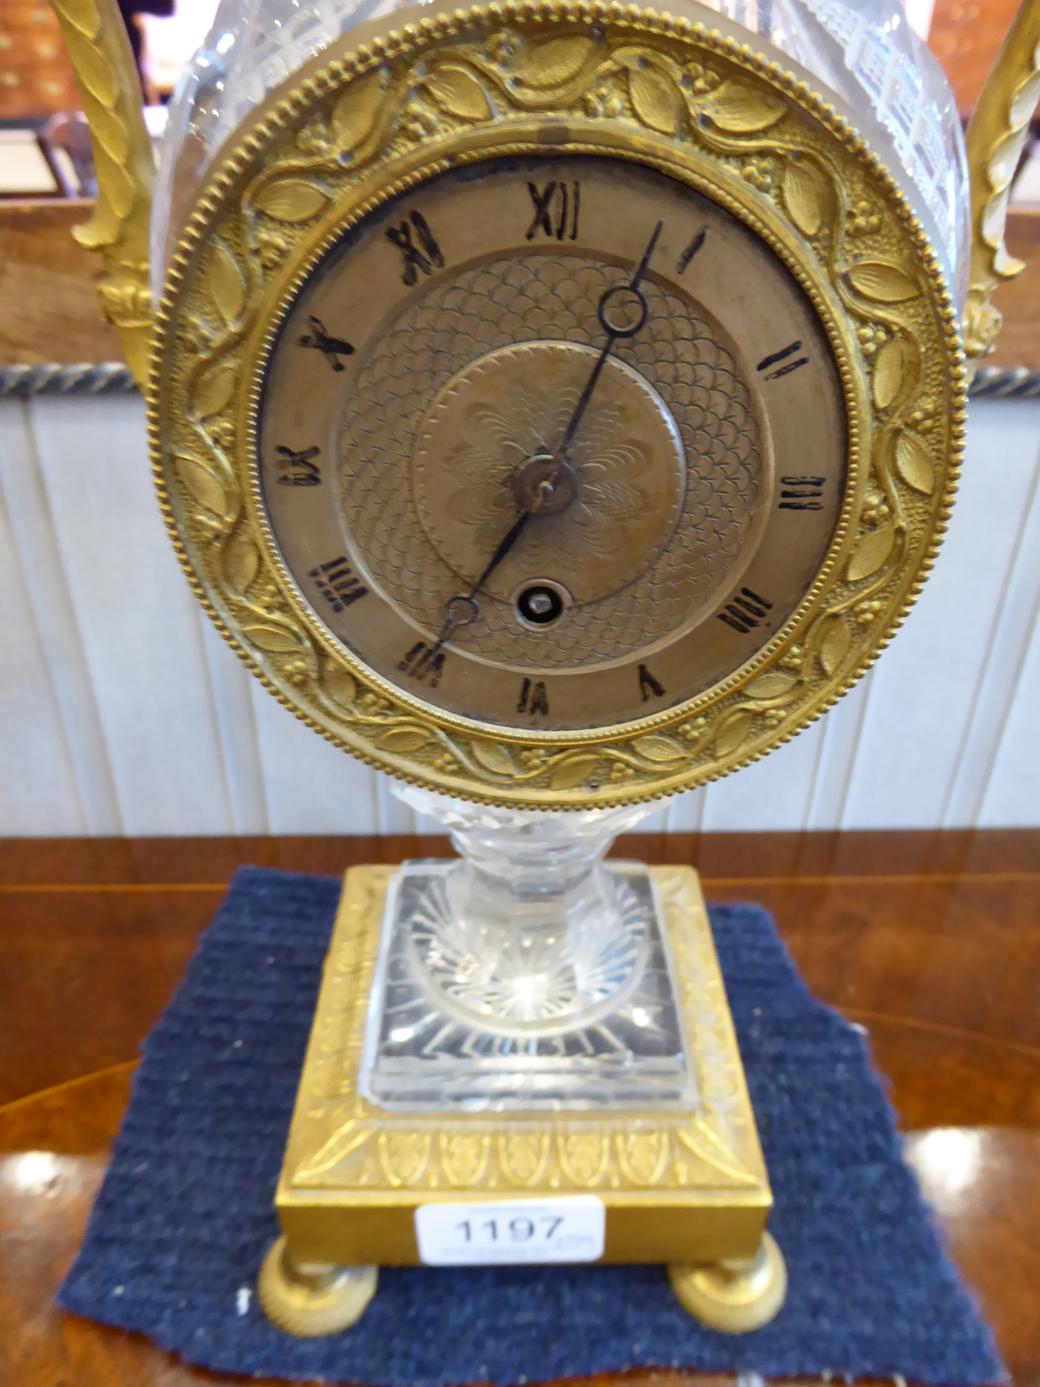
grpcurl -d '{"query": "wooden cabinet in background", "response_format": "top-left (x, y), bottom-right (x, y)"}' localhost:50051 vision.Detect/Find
top-left (0, 0), bottom-right (80, 118)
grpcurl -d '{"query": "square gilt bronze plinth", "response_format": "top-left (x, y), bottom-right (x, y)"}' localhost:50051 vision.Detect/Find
top-left (275, 865), bottom-right (771, 1268)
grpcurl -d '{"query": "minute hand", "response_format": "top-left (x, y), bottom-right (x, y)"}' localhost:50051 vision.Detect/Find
top-left (557, 218), bottom-right (663, 459)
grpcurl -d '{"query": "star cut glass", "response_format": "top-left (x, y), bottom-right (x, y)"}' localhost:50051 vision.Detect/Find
top-left (361, 858), bottom-right (696, 1111)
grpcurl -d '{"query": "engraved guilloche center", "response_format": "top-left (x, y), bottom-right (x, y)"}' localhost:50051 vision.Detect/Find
top-left (411, 339), bottom-right (688, 606)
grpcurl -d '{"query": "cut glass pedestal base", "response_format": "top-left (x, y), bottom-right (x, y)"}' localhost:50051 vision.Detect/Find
top-left (361, 861), bottom-right (696, 1112)
top-left (274, 863), bottom-right (772, 1269)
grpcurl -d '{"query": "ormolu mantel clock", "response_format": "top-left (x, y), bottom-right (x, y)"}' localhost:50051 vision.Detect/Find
top-left (53, 0), bottom-right (1039, 1337)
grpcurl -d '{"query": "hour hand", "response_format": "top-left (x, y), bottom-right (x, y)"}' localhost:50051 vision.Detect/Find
top-left (431, 473), bottom-right (560, 654)
top-left (436, 593), bottom-right (479, 646)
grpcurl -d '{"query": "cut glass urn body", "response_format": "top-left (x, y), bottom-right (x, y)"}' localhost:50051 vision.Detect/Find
top-left (156, 0), bottom-right (970, 296)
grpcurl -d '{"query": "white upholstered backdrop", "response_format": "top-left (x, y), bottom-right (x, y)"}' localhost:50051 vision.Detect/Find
top-left (1, 394), bottom-right (1038, 836)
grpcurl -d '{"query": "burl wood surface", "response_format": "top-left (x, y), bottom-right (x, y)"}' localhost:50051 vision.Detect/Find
top-left (0, 831), bottom-right (1038, 1386)
top-left (0, 201), bottom-right (123, 366)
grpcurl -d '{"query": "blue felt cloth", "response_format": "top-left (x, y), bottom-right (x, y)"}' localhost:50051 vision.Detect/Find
top-left (59, 866), bottom-right (1004, 1384)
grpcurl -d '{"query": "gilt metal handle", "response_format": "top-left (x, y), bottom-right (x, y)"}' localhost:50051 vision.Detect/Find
top-left (964, 0), bottom-right (1040, 371)
top-left (48, 0), bottom-right (154, 386)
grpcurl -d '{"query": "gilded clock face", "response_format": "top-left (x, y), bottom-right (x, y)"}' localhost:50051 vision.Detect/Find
top-left (151, 1), bottom-right (963, 807)
top-left (259, 153), bottom-right (845, 732)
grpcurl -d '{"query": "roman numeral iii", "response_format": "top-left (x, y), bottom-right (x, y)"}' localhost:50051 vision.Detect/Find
top-left (717, 587), bottom-right (774, 634)
top-left (779, 475), bottom-right (826, 510)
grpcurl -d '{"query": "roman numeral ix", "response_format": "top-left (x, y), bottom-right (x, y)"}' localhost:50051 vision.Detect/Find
top-left (276, 444), bottom-right (321, 487)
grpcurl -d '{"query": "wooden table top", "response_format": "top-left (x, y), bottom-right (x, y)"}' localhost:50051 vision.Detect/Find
top-left (1, 830), bottom-right (1038, 1386)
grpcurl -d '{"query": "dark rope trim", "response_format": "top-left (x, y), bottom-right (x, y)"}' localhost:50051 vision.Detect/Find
top-left (0, 363), bottom-right (136, 397)
top-left (969, 366), bottom-right (1040, 399)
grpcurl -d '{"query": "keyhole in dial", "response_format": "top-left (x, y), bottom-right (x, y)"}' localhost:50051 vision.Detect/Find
top-left (516, 583), bottom-right (566, 627)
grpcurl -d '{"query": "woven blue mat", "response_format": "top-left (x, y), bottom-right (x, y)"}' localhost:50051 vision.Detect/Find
top-left (59, 866), bottom-right (1004, 1385)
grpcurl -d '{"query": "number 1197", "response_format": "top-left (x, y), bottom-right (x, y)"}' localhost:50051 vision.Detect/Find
top-left (456, 1215), bottom-right (565, 1243)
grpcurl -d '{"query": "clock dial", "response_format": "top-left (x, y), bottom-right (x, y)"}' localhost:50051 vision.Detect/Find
top-left (259, 153), bottom-right (846, 732)
top-left (153, 3), bottom-right (964, 806)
